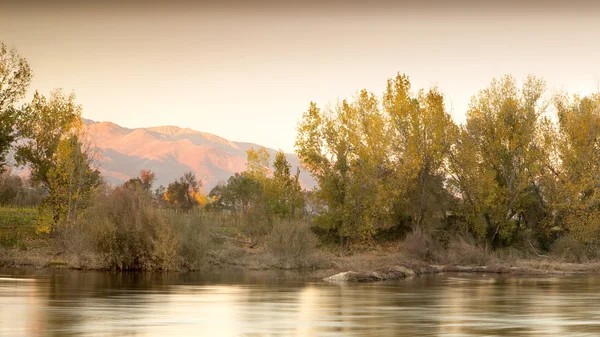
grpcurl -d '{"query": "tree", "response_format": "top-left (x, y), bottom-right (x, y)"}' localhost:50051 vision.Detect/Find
top-left (266, 150), bottom-right (304, 217)
top-left (15, 90), bottom-right (83, 186)
top-left (124, 170), bottom-right (156, 192)
top-left (139, 169), bottom-right (156, 192)
top-left (0, 41), bottom-right (32, 171)
top-left (548, 93), bottom-right (600, 244)
top-left (296, 73), bottom-right (456, 245)
top-left (296, 90), bottom-right (391, 244)
top-left (45, 134), bottom-right (101, 226)
top-left (164, 172), bottom-right (203, 211)
top-left (447, 75), bottom-right (548, 247)
top-left (208, 173), bottom-right (262, 212)
top-left (14, 90), bottom-right (99, 226)
top-left (383, 74), bottom-right (455, 231)
top-left (246, 147), bottom-right (270, 181)
top-left (0, 168), bottom-right (23, 204)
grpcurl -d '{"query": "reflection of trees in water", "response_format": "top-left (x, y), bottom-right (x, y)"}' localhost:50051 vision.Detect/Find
top-left (232, 276), bottom-right (452, 336)
top-left (32, 271), bottom-right (177, 337)
top-left (436, 276), bottom-right (600, 336)
top-left (9, 270), bottom-right (600, 337)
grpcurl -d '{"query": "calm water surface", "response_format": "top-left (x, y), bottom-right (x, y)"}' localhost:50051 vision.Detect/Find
top-left (1, 268), bottom-right (600, 336)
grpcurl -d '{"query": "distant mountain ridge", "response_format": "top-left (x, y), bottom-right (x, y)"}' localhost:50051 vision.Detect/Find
top-left (82, 119), bottom-right (315, 191)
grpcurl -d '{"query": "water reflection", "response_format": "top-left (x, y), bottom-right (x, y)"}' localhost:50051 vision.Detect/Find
top-left (2, 269), bottom-right (600, 336)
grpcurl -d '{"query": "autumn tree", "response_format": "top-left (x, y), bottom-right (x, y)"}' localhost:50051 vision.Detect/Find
top-left (164, 172), bottom-right (203, 211)
top-left (548, 93), bottom-right (600, 244)
top-left (139, 169), bottom-right (156, 192)
top-left (447, 75), bottom-right (548, 247)
top-left (208, 149), bottom-right (304, 218)
top-left (15, 90), bottom-right (83, 185)
top-left (296, 73), bottom-right (458, 245)
top-left (296, 90), bottom-right (391, 244)
top-left (383, 74), bottom-right (455, 231)
top-left (0, 41), bottom-right (32, 170)
top-left (124, 169), bottom-right (156, 192)
top-left (246, 147), bottom-right (270, 182)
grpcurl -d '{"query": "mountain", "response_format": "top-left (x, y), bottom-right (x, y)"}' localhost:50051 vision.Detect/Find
top-left (82, 119), bottom-right (316, 191)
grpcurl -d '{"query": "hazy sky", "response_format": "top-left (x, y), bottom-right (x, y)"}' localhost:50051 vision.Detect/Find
top-left (1, 0), bottom-right (600, 152)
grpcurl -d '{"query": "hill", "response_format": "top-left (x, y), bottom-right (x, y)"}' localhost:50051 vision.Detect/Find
top-left (82, 119), bottom-right (315, 191)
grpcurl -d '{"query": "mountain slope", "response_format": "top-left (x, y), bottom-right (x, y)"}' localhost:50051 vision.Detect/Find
top-left (83, 119), bottom-right (315, 190)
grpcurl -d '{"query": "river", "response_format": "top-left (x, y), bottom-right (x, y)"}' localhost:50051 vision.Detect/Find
top-left (1, 268), bottom-right (600, 336)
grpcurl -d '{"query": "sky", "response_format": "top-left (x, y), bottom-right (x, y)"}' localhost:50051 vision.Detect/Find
top-left (1, 0), bottom-right (600, 152)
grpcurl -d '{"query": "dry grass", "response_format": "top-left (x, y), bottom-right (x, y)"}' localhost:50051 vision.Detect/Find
top-left (550, 235), bottom-right (600, 263)
top-left (267, 219), bottom-right (318, 268)
top-left (401, 228), bottom-right (444, 263)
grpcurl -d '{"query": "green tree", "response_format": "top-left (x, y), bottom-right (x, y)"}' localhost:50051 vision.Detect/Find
top-left (45, 134), bottom-right (101, 227)
top-left (208, 173), bottom-right (262, 212)
top-left (266, 150), bottom-right (304, 217)
top-left (15, 90), bottom-right (100, 226)
top-left (15, 90), bottom-right (83, 185)
top-left (0, 41), bottom-right (32, 170)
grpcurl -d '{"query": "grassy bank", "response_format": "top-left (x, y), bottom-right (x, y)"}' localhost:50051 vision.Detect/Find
top-left (3, 203), bottom-right (600, 279)
top-left (0, 206), bottom-right (38, 248)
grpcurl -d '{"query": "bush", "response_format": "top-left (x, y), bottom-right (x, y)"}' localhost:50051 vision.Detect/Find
top-left (0, 171), bottom-right (45, 207)
top-left (240, 209), bottom-right (273, 239)
top-left (551, 235), bottom-right (600, 263)
top-left (267, 219), bottom-right (318, 268)
top-left (445, 236), bottom-right (492, 266)
top-left (76, 185), bottom-right (180, 270)
top-left (166, 210), bottom-right (212, 270)
top-left (402, 228), bottom-right (443, 263)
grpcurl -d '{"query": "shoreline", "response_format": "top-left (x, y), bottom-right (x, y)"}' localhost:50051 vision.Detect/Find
top-left (4, 243), bottom-right (600, 281)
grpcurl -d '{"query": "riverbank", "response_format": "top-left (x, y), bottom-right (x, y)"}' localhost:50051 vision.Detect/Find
top-left (4, 236), bottom-right (600, 281)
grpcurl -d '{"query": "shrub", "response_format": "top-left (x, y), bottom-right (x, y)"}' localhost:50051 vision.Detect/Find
top-left (401, 227), bottom-right (443, 263)
top-left (77, 185), bottom-right (179, 270)
top-left (551, 235), bottom-right (600, 263)
top-left (166, 210), bottom-right (212, 270)
top-left (267, 219), bottom-right (317, 268)
top-left (445, 236), bottom-right (492, 266)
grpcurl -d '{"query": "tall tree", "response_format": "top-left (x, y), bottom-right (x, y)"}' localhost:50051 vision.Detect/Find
top-left (266, 150), bottom-right (304, 216)
top-left (296, 90), bottom-right (390, 244)
top-left (46, 134), bottom-right (101, 227)
top-left (15, 90), bottom-right (83, 186)
top-left (383, 74), bottom-right (455, 230)
top-left (0, 41), bottom-right (32, 170)
top-left (550, 93), bottom-right (600, 244)
top-left (15, 90), bottom-right (100, 226)
top-left (447, 75), bottom-right (548, 247)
